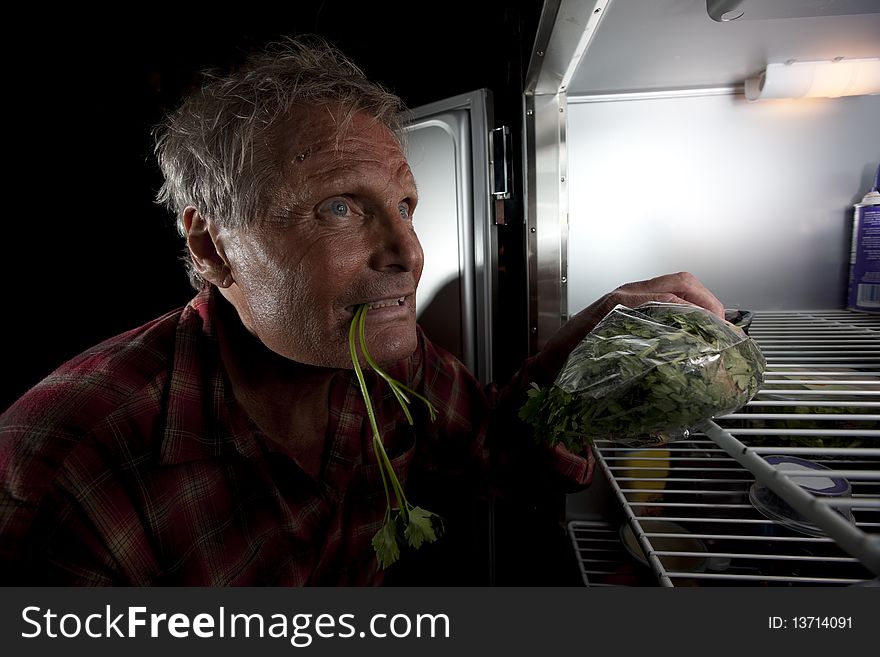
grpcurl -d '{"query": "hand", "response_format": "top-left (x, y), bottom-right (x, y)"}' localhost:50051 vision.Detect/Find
top-left (535, 272), bottom-right (724, 382)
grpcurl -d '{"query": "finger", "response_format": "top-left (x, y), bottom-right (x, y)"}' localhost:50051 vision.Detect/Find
top-left (621, 292), bottom-right (695, 309)
top-left (671, 276), bottom-right (725, 318)
top-left (621, 272), bottom-right (724, 318)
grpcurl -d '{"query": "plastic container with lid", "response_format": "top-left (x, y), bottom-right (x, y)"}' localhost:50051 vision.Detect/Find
top-left (749, 455), bottom-right (856, 537)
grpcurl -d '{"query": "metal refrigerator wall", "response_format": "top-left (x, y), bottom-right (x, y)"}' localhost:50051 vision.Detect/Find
top-left (565, 91), bottom-right (880, 314)
top-left (402, 90), bottom-right (497, 385)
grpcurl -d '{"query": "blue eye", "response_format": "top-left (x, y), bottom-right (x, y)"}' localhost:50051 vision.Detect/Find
top-left (398, 203), bottom-right (411, 220)
top-left (330, 199), bottom-right (349, 217)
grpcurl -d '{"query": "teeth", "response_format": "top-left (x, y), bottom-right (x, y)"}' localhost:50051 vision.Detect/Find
top-left (368, 297), bottom-right (405, 310)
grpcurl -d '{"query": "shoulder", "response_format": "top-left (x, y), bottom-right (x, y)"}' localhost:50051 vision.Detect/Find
top-left (0, 306), bottom-right (187, 502)
top-left (3, 306), bottom-right (185, 430)
top-left (408, 325), bottom-right (490, 420)
top-left (413, 325), bottom-right (471, 378)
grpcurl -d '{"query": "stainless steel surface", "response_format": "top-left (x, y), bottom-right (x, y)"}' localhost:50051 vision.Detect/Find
top-left (523, 1), bottom-right (611, 354)
top-left (565, 91), bottom-right (880, 312)
top-left (568, 0), bottom-right (880, 95)
top-left (525, 0), bottom-right (612, 96)
top-left (404, 91), bottom-right (496, 384)
top-left (569, 310), bottom-right (880, 586)
top-left (524, 92), bottom-right (569, 354)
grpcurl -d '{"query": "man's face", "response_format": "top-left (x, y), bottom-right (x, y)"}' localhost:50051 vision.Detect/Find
top-left (216, 108), bottom-right (424, 369)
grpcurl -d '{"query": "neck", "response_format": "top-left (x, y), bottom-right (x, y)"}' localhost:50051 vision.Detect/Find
top-left (214, 293), bottom-right (339, 479)
top-left (215, 293), bottom-right (338, 392)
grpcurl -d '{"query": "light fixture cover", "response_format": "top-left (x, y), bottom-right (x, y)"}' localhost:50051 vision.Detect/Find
top-left (745, 58), bottom-right (880, 101)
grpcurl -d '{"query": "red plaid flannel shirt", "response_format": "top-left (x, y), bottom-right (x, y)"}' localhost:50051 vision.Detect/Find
top-left (0, 289), bottom-right (592, 585)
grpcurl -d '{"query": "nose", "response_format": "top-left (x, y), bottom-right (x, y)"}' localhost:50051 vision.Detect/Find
top-left (368, 205), bottom-right (424, 274)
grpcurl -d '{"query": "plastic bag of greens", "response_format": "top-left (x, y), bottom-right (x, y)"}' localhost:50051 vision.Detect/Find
top-left (519, 302), bottom-right (766, 449)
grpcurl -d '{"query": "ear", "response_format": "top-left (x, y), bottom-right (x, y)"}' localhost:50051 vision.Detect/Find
top-left (182, 207), bottom-right (233, 287)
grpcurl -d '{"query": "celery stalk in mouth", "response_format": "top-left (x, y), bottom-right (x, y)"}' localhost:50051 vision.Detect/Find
top-left (348, 304), bottom-right (443, 569)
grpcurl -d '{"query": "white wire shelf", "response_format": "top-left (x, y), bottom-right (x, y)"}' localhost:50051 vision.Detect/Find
top-left (569, 310), bottom-right (880, 587)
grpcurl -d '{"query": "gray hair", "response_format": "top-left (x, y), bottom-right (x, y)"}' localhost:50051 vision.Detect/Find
top-left (153, 35), bottom-right (406, 289)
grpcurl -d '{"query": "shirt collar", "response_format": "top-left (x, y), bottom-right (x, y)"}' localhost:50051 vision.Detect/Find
top-left (157, 286), bottom-right (424, 467)
top-left (159, 286), bottom-right (263, 465)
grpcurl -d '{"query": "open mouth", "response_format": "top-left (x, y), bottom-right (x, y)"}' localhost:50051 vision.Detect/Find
top-left (367, 297), bottom-right (406, 310)
top-left (347, 297), bottom-right (408, 314)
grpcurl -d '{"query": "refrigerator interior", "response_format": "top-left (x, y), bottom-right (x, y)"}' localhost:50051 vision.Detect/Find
top-left (524, 0), bottom-right (880, 585)
top-left (566, 92), bottom-right (880, 313)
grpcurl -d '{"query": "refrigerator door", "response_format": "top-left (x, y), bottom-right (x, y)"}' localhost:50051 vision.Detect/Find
top-left (402, 90), bottom-right (496, 385)
top-left (396, 90), bottom-right (497, 585)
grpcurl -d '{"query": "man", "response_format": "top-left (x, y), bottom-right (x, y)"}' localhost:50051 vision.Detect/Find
top-left (0, 37), bottom-right (723, 585)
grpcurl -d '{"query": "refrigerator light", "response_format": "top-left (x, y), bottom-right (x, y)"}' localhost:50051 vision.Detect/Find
top-left (745, 58), bottom-right (880, 100)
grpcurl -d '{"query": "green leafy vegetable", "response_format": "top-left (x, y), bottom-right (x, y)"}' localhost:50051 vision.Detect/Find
top-left (404, 506), bottom-right (440, 549)
top-left (348, 304), bottom-right (444, 569)
top-left (519, 303), bottom-right (766, 449)
top-left (371, 512), bottom-right (402, 570)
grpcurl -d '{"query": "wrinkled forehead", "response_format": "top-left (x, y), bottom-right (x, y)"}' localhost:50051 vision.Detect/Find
top-left (261, 106), bottom-right (416, 217)
top-left (279, 105), bottom-right (409, 171)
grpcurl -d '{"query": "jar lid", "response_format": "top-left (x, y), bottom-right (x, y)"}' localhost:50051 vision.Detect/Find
top-left (749, 455), bottom-right (854, 536)
top-left (763, 455), bottom-right (850, 495)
